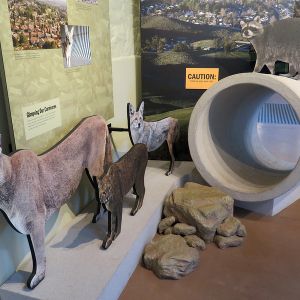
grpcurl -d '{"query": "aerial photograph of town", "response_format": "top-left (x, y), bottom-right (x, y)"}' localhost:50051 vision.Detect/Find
top-left (8, 0), bottom-right (67, 51)
top-left (141, 0), bottom-right (299, 161)
top-left (61, 25), bottom-right (92, 68)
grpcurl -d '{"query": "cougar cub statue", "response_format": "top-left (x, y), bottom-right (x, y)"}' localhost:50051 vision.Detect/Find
top-left (96, 144), bottom-right (148, 249)
top-left (128, 102), bottom-right (179, 176)
top-left (240, 16), bottom-right (300, 79)
top-left (0, 116), bottom-right (111, 289)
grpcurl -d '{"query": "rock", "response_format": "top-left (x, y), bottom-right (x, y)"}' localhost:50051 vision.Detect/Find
top-left (173, 223), bottom-right (196, 236)
top-left (184, 235), bottom-right (206, 250)
top-left (237, 224), bottom-right (247, 237)
top-left (158, 216), bottom-right (176, 234)
top-left (217, 217), bottom-right (241, 237)
top-left (214, 235), bottom-right (243, 249)
top-left (143, 234), bottom-right (199, 279)
top-left (164, 227), bottom-right (173, 235)
top-left (164, 182), bottom-right (234, 242)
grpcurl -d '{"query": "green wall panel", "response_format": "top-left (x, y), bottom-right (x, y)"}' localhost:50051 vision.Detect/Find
top-left (0, 0), bottom-right (113, 153)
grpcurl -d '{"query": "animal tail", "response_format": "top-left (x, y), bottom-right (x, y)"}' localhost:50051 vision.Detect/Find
top-left (104, 125), bottom-right (112, 173)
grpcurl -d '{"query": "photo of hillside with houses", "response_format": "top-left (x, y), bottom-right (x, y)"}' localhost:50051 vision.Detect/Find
top-left (8, 0), bottom-right (67, 51)
top-left (141, 0), bottom-right (298, 161)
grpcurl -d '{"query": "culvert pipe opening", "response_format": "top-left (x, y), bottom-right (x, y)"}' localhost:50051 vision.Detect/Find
top-left (188, 73), bottom-right (300, 202)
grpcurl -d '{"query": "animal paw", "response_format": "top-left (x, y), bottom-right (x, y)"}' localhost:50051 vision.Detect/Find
top-left (92, 213), bottom-right (101, 224)
top-left (102, 237), bottom-right (112, 249)
top-left (278, 73), bottom-right (294, 78)
top-left (27, 271), bottom-right (45, 289)
top-left (293, 74), bottom-right (300, 80)
top-left (130, 208), bottom-right (138, 216)
top-left (165, 170), bottom-right (172, 176)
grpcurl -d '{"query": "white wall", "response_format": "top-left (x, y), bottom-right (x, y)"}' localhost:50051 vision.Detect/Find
top-left (108, 0), bottom-right (141, 155)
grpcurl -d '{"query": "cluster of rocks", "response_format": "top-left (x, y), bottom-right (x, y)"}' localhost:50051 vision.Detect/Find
top-left (158, 216), bottom-right (206, 250)
top-left (143, 182), bottom-right (247, 279)
top-left (215, 216), bottom-right (246, 249)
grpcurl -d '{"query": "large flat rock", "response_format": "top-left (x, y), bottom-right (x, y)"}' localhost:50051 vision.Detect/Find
top-left (144, 234), bottom-right (199, 279)
top-left (164, 182), bottom-right (234, 242)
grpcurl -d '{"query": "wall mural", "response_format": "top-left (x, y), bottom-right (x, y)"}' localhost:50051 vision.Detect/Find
top-left (141, 0), bottom-right (300, 161)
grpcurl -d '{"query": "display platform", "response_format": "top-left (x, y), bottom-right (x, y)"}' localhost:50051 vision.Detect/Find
top-left (0, 161), bottom-right (195, 300)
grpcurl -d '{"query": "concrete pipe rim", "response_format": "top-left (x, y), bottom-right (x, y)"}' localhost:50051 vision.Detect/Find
top-left (188, 73), bottom-right (300, 202)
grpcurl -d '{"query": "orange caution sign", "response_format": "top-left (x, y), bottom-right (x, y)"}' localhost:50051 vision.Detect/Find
top-left (186, 68), bottom-right (219, 90)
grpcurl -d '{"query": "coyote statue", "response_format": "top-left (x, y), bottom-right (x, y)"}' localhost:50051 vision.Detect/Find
top-left (0, 116), bottom-right (111, 289)
top-left (128, 102), bottom-right (179, 175)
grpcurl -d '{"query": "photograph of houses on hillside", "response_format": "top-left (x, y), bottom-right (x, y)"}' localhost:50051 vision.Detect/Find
top-left (141, 0), bottom-right (299, 161)
top-left (8, 0), bottom-right (67, 51)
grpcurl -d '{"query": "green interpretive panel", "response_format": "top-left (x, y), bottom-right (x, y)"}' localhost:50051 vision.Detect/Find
top-left (0, 0), bottom-right (113, 153)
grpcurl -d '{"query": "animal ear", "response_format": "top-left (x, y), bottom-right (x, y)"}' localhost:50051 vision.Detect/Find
top-left (128, 103), bottom-right (135, 116)
top-left (254, 16), bottom-right (261, 23)
top-left (240, 20), bottom-right (246, 28)
top-left (139, 101), bottom-right (144, 116)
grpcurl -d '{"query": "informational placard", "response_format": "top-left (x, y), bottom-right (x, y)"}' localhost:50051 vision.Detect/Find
top-left (186, 68), bottom-right (219, 90)
top-left (22, 98), bottom-right (62, 140)
top-left (0, 0), bottom-right (113, 153)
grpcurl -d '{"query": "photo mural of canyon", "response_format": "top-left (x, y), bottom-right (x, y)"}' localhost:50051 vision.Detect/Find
top-left (8, 0), bottom-right (67, 50)
top-left (141, 0), bottom-right (299, 161)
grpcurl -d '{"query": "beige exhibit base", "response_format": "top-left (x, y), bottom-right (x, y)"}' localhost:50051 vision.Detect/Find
top-left (189, 73), bottom-right (300, 215)
top-left (0, 161), bottom-right (195, 300)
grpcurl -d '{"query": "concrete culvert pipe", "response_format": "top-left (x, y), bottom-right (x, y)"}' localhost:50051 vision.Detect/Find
top-left (188, 73), bottom-right (300, 202)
